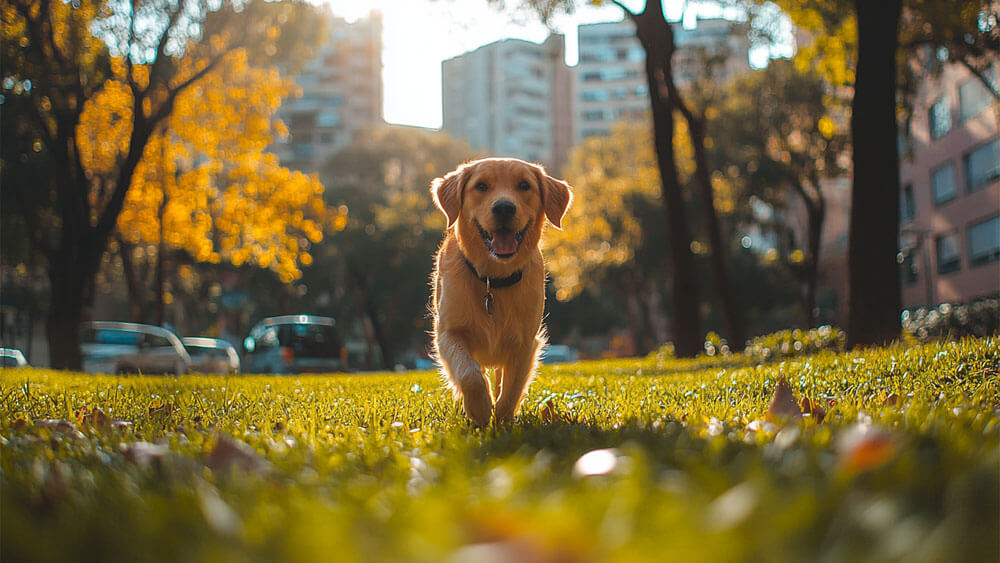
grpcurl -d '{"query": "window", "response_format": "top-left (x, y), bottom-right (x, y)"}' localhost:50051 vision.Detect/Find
top-left (964, 139), bottom-right (999, 192)
top-left (583, 110), bottom-right (605, 122)
top-left (900, 183), bottom-right (916, 222)
top-left (935, 233), bottom-right (961, 274)
top-left (928, 95), bottom-right (951, 139)
top-left (315, 109), bottom-right (340, 128)
top-left (931, 162), bottom-right (957, 205)
top-left (582, 89), bottom-right (608, 102)
top-left (968, 215), bottom-right (1000, 267)
top-left (959, 78), bottom-right (992, 120)
top-left (601, 68), bottom-right (627, 81)
top-left (144, 334), bottom-right (172, 348)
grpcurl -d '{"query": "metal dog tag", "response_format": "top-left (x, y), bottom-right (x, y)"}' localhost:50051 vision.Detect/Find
top-left (484, 279), bottom-right (493, 315)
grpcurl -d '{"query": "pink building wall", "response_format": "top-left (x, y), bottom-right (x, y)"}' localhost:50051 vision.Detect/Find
top-left (899, 63), bottom-right (999, 309)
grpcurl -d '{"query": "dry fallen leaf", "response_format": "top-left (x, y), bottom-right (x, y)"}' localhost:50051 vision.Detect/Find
top-left (148, 401), bottom-right (174, 417)
top-left (540, 398), bottom-right (557, 424)
top-left (765, 376), bottom-right (802, 423)
top-left (206, 433), bottom-right (271, 474)
top-left (800, 396), bottom-right (827, 424)
top-left (77, 406), bottom-right (109, 429)
top-left (837, 423), bottom-right (896, 474)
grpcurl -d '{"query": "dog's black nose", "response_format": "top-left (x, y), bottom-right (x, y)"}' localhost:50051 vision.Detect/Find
top-left (492, 200), bottom-right (516, 222)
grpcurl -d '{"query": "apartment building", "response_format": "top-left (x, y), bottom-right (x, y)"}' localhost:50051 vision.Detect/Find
top-left (575, 17), bottom-right (750, 142)
top-left (441, 35), bottom-right (572, 172)
top-left (273, 10), bottom-right (384, 172)
top-left (898, 63), bottom-right (999, 308)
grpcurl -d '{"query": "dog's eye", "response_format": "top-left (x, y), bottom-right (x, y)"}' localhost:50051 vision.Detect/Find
top-left (518, 181), bottom-right (531, 191)
top-left (475, 182), bottom-right (488, 192)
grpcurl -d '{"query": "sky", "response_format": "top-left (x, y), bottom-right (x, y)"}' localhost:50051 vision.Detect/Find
top-left (321, 1), bottom-right (792, 129)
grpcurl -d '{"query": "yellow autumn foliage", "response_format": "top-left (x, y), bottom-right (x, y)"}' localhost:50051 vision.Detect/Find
top-left (544, 120), bottom-right (661, 301)
top-left (78, 49), bottom-right (328, 283)
top-left (772, 1), bottom-right (857, 88)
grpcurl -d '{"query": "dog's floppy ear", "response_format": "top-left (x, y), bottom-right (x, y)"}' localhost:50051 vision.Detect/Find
top-left (540, 173), bottom-right (573, 230)
top-left (431, 167), bottom-right (465, 228)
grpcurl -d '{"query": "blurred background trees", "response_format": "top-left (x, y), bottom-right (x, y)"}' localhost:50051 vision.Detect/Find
top-left (710, 59), bottom-right (850, 328)
top-left (304, 127), bottom-right (479, 369)
top-left (1, 0), bottom-right (324, 368)
top-left (2, 0), bottom-right (995, 368)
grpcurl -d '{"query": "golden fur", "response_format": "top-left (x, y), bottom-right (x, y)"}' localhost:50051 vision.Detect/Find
top-left (430, 158), bottom-right (573, 425)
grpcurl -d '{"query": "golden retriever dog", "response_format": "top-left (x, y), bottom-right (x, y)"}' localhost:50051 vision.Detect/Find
top-left (430, 158), bottom-right (573, 425)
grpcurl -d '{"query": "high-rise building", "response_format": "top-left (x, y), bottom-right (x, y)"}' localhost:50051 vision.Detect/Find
top-left (441, 35), bottom-right (572, 173)
top-left (575, 17), bottom-right (750, 142)
top-left (898, 63), bottom-right (999, 308)
top-left (273, 10), bottom-right (384, 172)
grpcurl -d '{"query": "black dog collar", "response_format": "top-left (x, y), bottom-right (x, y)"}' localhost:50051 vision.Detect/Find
top-left (462, 254), bottom-right (523, 288)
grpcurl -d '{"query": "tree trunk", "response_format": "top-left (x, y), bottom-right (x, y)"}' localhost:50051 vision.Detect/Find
top-left (367, 295), bottom-right (394, 369)
top-left (118, 237), bottom-right (146, 323)
top-left (683, 110), bottom-right (744, 349)
top-left (847, 0), bottom-right (903, 348)
top-left (633, 4), bottom-right (702, 358)
top-left (46, 251), bottom-right (90, 370)
top-left (803, 190), bottom-right (825, 328)
top-left (154, 200), bottom-right (168, 327)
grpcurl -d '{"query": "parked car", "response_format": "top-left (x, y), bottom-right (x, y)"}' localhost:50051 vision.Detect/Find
top-left (540, 344), bottom-right (579, 364)
top-left (1, 348), bottom-right (28, 368)
top-left (80, 321), bottom-right (191, 375)
top-left (243, 315), bottom-right (345, 374)
top-left (183, 337), bottom-right (240, 374)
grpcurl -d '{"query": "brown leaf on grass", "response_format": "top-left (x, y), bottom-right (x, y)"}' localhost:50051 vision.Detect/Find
top-left (800, 397), bottom-right (827, 424)
top-left (12, 418), bottom-right (29, 429)
top-left (148, 401), bottom-right (174, 417)
top-left (540, 399), bottom-right (557, 424)
top-left (77, 406), bottom-right (109, 429)
top-left (765, 376), bottom-right (802, 423)
top-left (883, 393), bottom-right (899, 407)
top-left (838, 423), bottom-right (896, 474)
top-left (205, 433), bottom-right (271, 475)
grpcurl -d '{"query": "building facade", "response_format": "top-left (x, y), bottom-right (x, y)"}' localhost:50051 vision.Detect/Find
top-left (272, 10), bottom-right (384, 172)
top-left (898, 63), bottom-right (999, 308)
top-left (574, 17), bottom-right (750, 142)
top-left (441, 35), bottom-right (572, 172)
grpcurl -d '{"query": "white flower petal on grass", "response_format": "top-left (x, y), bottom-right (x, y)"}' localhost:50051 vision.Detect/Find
top-left (573, 448), bottom-right (619, 477)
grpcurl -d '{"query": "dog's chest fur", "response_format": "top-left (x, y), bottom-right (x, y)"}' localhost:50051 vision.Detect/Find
top-left (433, 235), bottom-right (545, 367)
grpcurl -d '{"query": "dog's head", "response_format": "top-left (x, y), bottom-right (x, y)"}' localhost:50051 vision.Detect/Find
top-left (431, 158), bottom-right (572, 266)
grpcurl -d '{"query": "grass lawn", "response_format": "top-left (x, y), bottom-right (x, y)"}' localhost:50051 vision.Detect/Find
top-left (2, 336), bottom-right (998, 562)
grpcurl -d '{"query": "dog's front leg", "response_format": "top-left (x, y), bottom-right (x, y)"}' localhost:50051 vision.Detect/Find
top-left (493, 337), bottom-right (542, 423)
top-left (436, 331), bottom-right (493, 426)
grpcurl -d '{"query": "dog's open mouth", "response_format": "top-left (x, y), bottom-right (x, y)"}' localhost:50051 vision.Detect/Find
top-left (476, 220), bottom-right (531, 259)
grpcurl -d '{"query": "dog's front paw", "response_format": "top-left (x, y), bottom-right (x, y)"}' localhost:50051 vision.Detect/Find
top-left (493, 397), bottom-right (520, 424)
top-left (460, 372), bottom-right (493, 426)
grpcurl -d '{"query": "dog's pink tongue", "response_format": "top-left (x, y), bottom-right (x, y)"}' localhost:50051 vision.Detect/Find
top-left (492, 231), bottom-right (518, 255)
